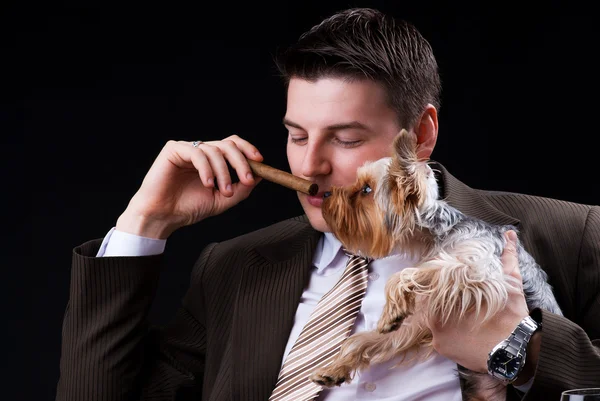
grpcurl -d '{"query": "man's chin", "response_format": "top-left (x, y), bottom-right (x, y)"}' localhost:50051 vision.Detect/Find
top-left (303, 207), bottom-right (331, 233)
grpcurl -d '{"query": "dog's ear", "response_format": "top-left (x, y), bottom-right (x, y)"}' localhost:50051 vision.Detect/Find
top-left (391, 129), bottom-right (418, 174)
top-left (388, 128), bottom-right (428, 211)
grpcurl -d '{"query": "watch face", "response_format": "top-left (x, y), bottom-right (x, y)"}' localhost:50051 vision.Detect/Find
top-left (491, 349), bottom-right (522, 380)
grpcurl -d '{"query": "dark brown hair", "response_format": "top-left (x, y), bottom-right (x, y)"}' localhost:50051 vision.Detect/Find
top-left (274, 8), bottom-right (441, 128)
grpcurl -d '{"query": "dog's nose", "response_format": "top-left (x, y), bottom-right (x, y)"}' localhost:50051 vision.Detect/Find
top-left (323, 191), bottom-right (332, 198)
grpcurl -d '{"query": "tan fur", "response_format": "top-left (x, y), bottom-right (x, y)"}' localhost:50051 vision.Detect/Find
top-left (313, 129), bottom-right (511, 400)
top-left (386, 130), bottom-right (429, 232)
top-left (310, 315), bottom-right (433, 387)
top-left (322, 173), bottom-right (396, 257)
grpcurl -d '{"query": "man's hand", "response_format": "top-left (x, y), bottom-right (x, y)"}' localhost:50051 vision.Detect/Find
top-left (116, 136), bottom-right (263, 239)
top-left (428, 230), bottom-right (536, 379)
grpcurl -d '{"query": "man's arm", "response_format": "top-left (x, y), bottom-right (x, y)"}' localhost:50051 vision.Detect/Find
top-left (523, 206), bottom-right (600, 399)
top-left (428, 213), bottom-right (600, 400)
top-left (55, 237), bottom-right (214, 401)
top-left (522, 309), bottom-right (600, 399)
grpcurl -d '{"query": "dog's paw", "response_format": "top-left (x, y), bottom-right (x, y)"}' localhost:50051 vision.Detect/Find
top-left (310, 369), bottom-right (350, 388)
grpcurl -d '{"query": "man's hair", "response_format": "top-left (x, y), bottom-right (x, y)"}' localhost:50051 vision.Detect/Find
top-left (274, 8), bottom-right (441, 128)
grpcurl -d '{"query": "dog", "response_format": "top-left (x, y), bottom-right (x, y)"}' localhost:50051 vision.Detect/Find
top-left (309, 129), bottom-right (563, 400)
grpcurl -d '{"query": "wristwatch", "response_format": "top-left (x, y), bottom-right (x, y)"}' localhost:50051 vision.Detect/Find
top-left (487, 316), bottom-right (540, 384)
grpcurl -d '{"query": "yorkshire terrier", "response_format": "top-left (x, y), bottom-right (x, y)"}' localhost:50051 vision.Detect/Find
top-left (310, 129), bottom-right (562, 400)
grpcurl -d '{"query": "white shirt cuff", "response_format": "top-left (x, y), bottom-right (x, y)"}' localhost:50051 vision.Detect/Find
top-left (96, 227), bottom-right (167, 257)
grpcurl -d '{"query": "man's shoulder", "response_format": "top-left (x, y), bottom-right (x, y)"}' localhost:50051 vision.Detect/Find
top-left (482, 188), bottom-right (594, 211)
top-left (479, 188), bottom-right (596, 225)
top-left (434, 161), bottom-right (596, 219)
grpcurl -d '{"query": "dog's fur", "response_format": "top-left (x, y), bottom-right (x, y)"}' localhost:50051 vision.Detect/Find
top-left (309, 129), bottom-right (563, 400)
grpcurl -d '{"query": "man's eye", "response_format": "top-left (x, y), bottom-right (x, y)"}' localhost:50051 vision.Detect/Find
top-left (333, 138), bottom-right (362, 147)
top-left (361, 184), bottom-right (372, 194)
top-left (290, 137), bottom-right (307, 144)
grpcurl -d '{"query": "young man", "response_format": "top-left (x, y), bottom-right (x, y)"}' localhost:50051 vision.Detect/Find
top-left (56, 7), bottom-right (600, 401)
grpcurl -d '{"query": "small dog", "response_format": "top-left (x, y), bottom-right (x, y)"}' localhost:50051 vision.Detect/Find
top-left (310, 129), bottom-right (563, 400)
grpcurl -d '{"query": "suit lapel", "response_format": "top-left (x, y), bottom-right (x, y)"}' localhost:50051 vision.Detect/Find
top-left (231, 220), bottom-right (321, 401)
top-left (432, 161), bottom-right (520, 227)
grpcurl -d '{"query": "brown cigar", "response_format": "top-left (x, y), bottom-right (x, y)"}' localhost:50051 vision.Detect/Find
top-left (247, 159), bottom-right (319, 196)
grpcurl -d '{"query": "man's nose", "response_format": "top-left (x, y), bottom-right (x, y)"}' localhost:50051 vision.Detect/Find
top-left (301, 146), bottom-right (331, 177)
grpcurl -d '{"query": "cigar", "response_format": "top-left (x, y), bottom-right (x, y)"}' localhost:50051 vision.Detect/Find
top-left (247, 159), bottom-right (319, 196)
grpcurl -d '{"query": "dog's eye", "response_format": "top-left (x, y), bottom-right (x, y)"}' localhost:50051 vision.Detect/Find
top-left (361, 184), bottom-right (372, 195)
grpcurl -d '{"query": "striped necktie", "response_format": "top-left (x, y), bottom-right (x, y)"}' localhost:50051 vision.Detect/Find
top-left (268, 250), bottom-right (370, 401)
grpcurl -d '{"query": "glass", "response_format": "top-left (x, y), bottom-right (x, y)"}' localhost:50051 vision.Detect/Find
top-left (561, 388), bottom-right (600, 400)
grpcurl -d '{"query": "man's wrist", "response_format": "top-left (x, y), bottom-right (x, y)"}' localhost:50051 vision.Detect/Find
top-left (116, 210), bottom-right (174, 240)
top-left (511, 330), bottom-right (541, 386)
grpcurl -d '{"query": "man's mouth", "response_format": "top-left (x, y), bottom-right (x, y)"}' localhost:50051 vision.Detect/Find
top-left (306, 191), bottom-right (328, 207)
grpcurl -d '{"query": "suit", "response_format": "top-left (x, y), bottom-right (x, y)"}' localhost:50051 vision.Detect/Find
top-left (56, 162), bottom-right (600, 401)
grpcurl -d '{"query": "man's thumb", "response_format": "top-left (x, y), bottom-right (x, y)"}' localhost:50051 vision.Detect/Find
top-left (505, 229), bottom-right (518, 245)
top-left (502, 230), bottom-right (521, 279)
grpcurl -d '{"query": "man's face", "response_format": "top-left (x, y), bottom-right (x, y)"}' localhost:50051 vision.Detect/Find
top-left (285, 77), bottom-right (402, 232)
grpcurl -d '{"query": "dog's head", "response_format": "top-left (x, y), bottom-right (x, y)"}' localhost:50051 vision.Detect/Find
top-left (322, 129), bottom-right (436, 258)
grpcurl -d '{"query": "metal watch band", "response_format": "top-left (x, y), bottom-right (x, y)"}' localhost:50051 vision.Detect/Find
top-left (487, 315), bottom-right (541, 383)
top-left (505, 316), bottom-right (539, 357)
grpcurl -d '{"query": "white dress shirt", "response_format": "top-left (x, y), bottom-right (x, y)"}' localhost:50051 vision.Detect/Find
top-left (281, 232), bottom-right (462, 401)
top-left (97, 227), bottom-right (532, 398)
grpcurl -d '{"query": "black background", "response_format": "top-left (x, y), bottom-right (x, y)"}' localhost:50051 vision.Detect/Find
top-left (4, 1), bottom-right (599, 400)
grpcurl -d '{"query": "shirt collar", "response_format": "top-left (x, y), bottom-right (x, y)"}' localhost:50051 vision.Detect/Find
top-left (312, 232), bottom-right (344, 273)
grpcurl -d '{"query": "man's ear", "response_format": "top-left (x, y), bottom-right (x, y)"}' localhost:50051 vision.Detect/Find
top-left (414, 104), bottom-right (438, 160)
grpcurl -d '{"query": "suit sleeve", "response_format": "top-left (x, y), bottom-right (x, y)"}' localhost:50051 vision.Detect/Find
top-left (55, 238), bottom-right (216, 401)
top-left (524, 206), bottom-right (600, 400)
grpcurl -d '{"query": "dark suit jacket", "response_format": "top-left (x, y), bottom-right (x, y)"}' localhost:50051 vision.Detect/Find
top-left (56, 162), bottom-right (600, 401)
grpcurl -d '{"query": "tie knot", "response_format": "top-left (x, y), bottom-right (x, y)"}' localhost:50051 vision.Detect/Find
top-left (342, 248), bottom-right (372, 263)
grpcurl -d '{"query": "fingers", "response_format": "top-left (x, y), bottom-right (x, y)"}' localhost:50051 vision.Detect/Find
top-left (501, 230), bottom-right (523, 284)
top-left (188, 149), bottom-right (214, 188)
top-left (214, 179), bottom-right (263, 212)
top-left (201, 145), bottom-right (234, 194)
top-left (224, 134), bottom-right (264, 162)
top-left (179, 136), bottom-right (262, 197)
top-left (218, 139), bottom-right (260, 186)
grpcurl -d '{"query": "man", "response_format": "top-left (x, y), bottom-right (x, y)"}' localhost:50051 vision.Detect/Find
top-left (56, 7), bottom-right (600, 401)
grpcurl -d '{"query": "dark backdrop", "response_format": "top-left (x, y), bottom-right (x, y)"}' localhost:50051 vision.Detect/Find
top-left (4, 1), bottom-right (599, 400)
